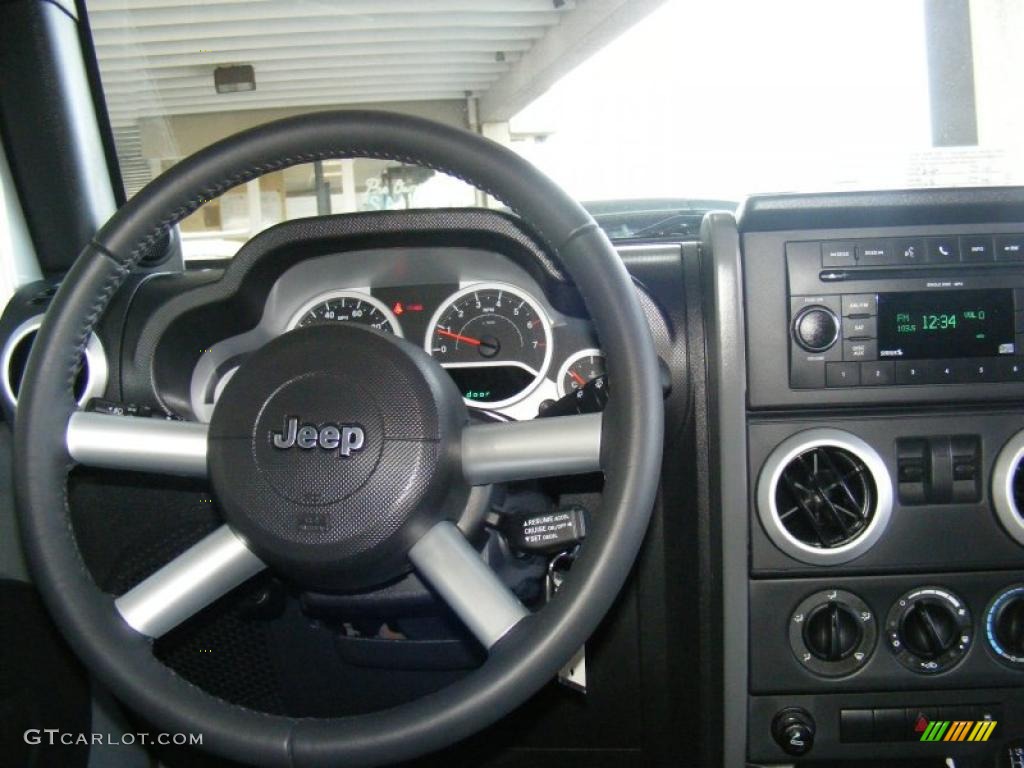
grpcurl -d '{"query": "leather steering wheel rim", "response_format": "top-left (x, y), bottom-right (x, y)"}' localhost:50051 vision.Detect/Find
top-left (13, 110), bottom-right (664, 767)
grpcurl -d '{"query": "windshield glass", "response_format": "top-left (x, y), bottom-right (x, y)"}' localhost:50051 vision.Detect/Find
top-left (85, 0), bottom-right (1024, 259)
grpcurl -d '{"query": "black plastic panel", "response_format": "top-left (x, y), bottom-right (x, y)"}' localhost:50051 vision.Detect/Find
top-left (749, 411), bottom-right (1024, 575)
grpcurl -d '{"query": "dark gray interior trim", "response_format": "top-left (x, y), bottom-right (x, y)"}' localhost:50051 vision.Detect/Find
top-left (700, 211), bottom-right (748, 767)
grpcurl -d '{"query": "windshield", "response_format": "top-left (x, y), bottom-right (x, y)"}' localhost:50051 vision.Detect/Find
top-left (85, 0), bottom-right (1024, 259)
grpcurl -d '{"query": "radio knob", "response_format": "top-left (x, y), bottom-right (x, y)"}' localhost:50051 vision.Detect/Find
top-left (793, 306), bottom-right (840, 353)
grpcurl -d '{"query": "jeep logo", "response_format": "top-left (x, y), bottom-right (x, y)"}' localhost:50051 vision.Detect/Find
top-left (271, 416), bottom-right (365, 457)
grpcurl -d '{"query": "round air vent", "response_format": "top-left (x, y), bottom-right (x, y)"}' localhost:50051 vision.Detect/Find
top-left (1, 316), bottom-right (107, 410)
top-left (757, 429), bottom-right (893, 565)
top-left (991, 431), bottom-right (1024, 546)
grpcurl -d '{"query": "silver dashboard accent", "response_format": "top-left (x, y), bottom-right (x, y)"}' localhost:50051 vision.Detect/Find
top-left (556, 347), bottom-right (605, 399)
top-left (992, 430), bottom-right (1024, 546)
top-left (461, 412), bottom-right (602, 485)
top-left (115, 525), bottom-right (265, 638)
top-left (1, 315), bottom-right (107, 410)
top-left (756, 428), bottom-right (893, 565)
top-left (408, 520), bottom-right (528, 649)
top-left (66, 411), bottom-right (208, 477)
top-left (285, 287), bottom-right (404, 336)
top-left (424, 280), bottom-right (554, 410)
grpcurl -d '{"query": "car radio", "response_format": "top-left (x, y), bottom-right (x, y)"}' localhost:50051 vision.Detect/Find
top-left (786, 235), bottom-right (1024, 389)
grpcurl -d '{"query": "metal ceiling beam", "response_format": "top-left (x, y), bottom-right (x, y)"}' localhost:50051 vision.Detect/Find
top-left (101, 67), bottom-right (506, 94)
top-left (88, 0), bottom-right (573, 14)
top-left (97, 55), bottom-right (516, 83)
top-left (480, 0), bottom-right (668, 122)
top-left (91, 10), bottom-right (564, 34)
top-left (103, 77), bottom-right (494, 106)
top-left (92, 23), bottom-right (548, 50)
top-left (94, 42), bottom-right (525, 70)
top-left (106, 90), bottom-right (470, 122)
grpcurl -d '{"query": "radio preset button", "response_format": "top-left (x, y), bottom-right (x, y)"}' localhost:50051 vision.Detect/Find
top-left (842, 294), bottom-right (877, 317)
top-left (895, 361), bottom-right (929, 384)
top-left (860, 361), bottom-right (894, 385)
top-left (844, 340), bottom-right (876, 361)
top-left (826, 362), bottom-right (860, 387)
top-left (997, 358), bottom-right (1024, 381)
top-left (844, 316), bottom-right (877, 339)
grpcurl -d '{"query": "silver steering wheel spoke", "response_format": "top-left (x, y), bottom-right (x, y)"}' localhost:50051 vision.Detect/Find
top-left (66, 411), bottom-right (208, 477)
top-left (460, 412), bottom-right (602, 486)
top-left (409, 521), bottom-right (529, 650)
top-left (115, 525), bottom-right (265, 638)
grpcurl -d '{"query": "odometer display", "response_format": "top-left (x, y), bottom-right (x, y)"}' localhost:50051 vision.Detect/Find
top-left (426, 283), bottom-right (552, 406)
top-left (289, 291), bottom-right (402, 335)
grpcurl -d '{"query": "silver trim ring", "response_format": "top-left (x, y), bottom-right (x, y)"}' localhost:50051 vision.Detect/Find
top-left (1, 315), bottom-right (108, 410)
top-left (556, 348), bottom-right (605, 399)
top-left (423, 281), bottom-right (554, 410)
top-left (285, 288), bottom-right (404, 336)
top-left (991, 431), bottom-right (1024, 546)
top-left (756, 428), bottom-right (893, 565)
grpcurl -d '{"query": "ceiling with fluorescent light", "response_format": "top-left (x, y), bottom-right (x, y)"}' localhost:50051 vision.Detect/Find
top-left (84, 0), bottom-right (662, 195)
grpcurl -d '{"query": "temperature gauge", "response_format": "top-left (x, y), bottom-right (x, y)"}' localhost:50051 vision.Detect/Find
top-left (557, 349), bottom-right (606, 398)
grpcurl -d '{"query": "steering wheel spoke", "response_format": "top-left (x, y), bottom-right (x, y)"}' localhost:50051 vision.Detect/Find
top-left (461, 412), bottom-right (602, 486)
top-left (115, 525), bottom-right (265, 638)
top-left (409, 521), bottom-right (529, 650)
top-left (66, 411), bottom-right (208, 477)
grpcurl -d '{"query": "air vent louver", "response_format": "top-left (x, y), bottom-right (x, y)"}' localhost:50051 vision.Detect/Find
top-left (775, 446), bottom-right (875, 549)
top-left (758, 429), bottom-right (893, 565)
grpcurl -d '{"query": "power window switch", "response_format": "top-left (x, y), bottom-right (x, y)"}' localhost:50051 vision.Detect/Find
top-left (840, 709), bottom-right (874, 743)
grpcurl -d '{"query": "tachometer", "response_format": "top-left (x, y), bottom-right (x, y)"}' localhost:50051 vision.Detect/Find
top-left (288, 290), bottom-right (402, 336)
top-left (426, 283), bottom-right (552, 407)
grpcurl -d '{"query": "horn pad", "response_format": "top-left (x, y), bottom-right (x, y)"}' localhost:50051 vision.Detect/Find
top-left (207, 325), bottom-right (468, 591)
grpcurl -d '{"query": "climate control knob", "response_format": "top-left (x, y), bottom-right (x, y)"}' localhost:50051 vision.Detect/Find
top-left (792, 306), bottom-right (840, 353)
top-left (789, 589), bottom-right (876, 677)
top-left (985, 585), bottom-right (1024, 668)
top-left (886, 587), bottom-right (972, 673)
top-left (804, 602), bottom-right (863, 662)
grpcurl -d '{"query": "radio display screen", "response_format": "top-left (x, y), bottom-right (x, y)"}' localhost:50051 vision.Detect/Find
top-left (877, 289), bottom-right (1016, 360)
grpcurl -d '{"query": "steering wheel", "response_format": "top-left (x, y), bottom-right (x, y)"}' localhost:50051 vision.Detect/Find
top-left (13, 111), bottom-right (664, 767)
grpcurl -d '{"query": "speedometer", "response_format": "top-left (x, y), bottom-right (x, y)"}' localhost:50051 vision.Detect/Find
top-left (288, 290), bottom-right (402, 336)
top-left (425, 283), bottom-right (552, 407)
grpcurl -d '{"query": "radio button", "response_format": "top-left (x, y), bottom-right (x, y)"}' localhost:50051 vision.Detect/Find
top-left (793, 306), bottom-right (840, 352)
top-left (961, 360), bottom-right (998, 383)
top-left (844, 340), bottom-right (877, 361)
top-left (895, 361), bottom-right (929, 384)
top-left (844, 316), bottom-right (876, 339)
top-left (822, 242), bottom-right (857, 267)
top-left (892, 238), bottom-right (926, 266)
top-left (860, 361), bottom-right (894, 385)
top-left (926, 237), bottom-right (960, 263)
top-left (996, 358), bottom-right (1024, 381)
top-left (932, 361), bottom-right (960, 383)
top-left (826, 362), bottom-right (860, 387)
top-left (960, 235), bottom-right (994, 262)
top-left (995, 235), bottom-right (1024, 262)
top-left (857, 240), bottom-right (891, 266)
top-left (842, 294), bottom-right (877, 317)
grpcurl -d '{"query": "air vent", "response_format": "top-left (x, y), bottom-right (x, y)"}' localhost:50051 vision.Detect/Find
top-left (757, 429), bottom-right (893, 565)
top-left (1, 316), bottom-right (107, 410)
top-left (991, 432), bottom-right (1024, 547)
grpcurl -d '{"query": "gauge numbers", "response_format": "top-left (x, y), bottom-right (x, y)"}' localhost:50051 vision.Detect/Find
top-left (288, 290), bottom-right (402, 336)
top-left (557, 349), bottom-right (606, 398)
top-left (426, 283), bottom-right (552, 407)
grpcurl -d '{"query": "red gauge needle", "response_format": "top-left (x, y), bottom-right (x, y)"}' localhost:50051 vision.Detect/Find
top-left (569, 369), bottom-right (587, 387)
top-left (437, 328), bottom-right (481, 346)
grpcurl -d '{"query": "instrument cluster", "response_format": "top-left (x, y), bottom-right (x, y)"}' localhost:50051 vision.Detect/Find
top-left (190, 248), bottom-right (608, 423)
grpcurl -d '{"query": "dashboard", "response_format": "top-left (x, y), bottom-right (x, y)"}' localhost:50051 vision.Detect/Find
top-left (189, 247), bottom-right (607, 423)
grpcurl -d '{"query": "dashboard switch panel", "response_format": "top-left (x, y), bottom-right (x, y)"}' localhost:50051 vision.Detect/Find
top-left (896, 435), bottom-right (980, 505)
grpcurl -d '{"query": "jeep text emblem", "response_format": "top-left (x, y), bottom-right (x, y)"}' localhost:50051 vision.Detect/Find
top-left (272, 416), bottom-right (365, 457)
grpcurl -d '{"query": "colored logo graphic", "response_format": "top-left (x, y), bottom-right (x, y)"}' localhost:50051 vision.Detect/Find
top-left (915, 715), bottom-right (997, 742)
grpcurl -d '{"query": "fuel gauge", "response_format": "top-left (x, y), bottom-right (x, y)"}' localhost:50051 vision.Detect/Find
top-left (557, 349), bottom-right (606, 398)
